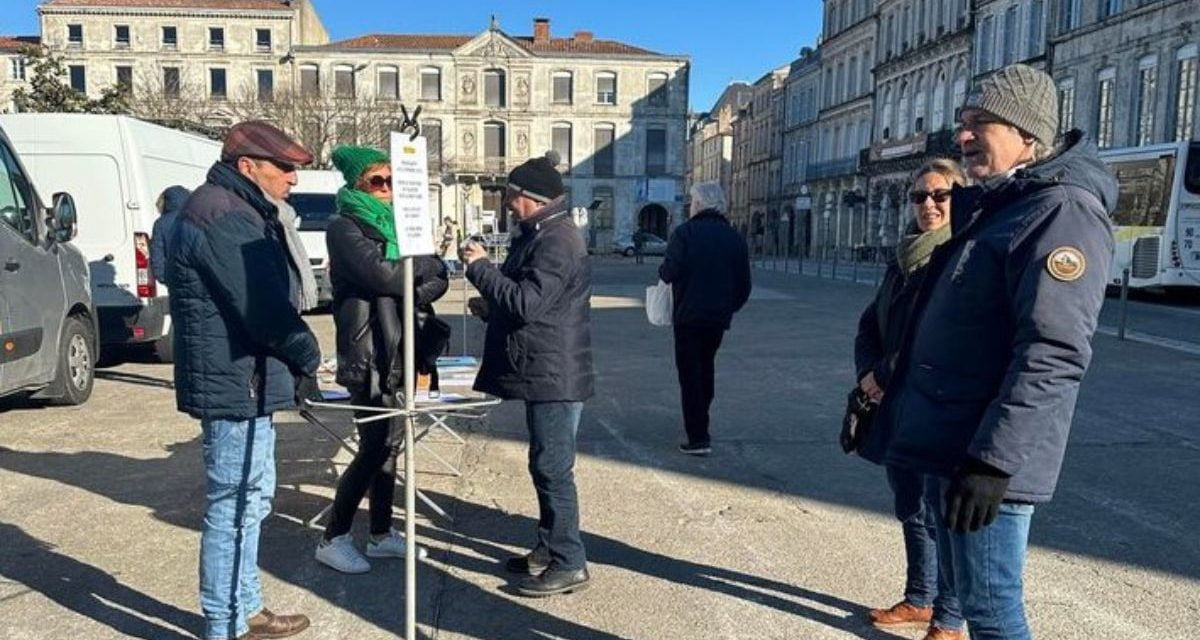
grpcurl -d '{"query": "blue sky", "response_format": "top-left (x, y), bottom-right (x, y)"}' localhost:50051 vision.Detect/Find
top-left (4, 0), bottom-right (823, 110)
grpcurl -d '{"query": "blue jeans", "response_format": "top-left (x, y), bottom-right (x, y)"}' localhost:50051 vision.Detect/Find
top-left (526, 401), bottom-right (586, 571)
top-left (199, 416), bottom-right (276, 640)
top-left (934, 479), bottom-right (1035, 640)
top-left (887, 467), bottom-right (963, 630)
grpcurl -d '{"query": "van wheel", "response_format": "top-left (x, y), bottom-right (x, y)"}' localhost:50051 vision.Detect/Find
top-left (153, 327), bottom-right (174, 363)
top-left (623, 247), bottom-right (635, 257)
top-left (50, 316), bottom-right (95, 406)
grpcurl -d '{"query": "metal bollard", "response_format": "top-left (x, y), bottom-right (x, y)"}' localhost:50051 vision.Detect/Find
top-left (851, 253), bottom-right (859, 282)
top-left (1118, 267), bottom-right (1130, 341)
top-left (832, 250), bottom-right (839, 281)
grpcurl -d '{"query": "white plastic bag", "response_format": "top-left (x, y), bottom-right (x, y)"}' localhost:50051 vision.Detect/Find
top-left (645, 280), bottom-right (673, 327)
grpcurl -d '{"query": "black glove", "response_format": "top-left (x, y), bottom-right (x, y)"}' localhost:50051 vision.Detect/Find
top-left (467, 296), bottom-right (490, 322)
top-left (839, 387), bottom-right (876, 454)
top-left (294, 373), bottom-right (324, 407)
top-left (944, 458), bottom-right (1011, 533)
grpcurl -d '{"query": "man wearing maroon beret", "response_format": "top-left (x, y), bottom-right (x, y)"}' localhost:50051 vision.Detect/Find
top-left (167, 120), bottom-right (321, 640)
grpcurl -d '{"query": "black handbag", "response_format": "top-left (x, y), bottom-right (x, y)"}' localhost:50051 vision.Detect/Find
top-left (840, 387), bottom-right (878, 454)
top-left (415, 314), bottom-right (451, 375)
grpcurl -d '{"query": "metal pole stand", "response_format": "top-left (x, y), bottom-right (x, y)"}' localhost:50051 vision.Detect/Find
top-left (1118, 267), bottom-right (1130, 340)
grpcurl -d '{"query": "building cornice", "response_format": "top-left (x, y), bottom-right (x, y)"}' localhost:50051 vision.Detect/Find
top-left (39, 7), bottom-right (293, 20)
top-left (874, 27), bottom-right (972, 79)
top-left (1049, 0), bottom-right (1191, 45)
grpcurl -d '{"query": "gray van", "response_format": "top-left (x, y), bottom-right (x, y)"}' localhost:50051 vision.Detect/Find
top-left (0, 123), bottom-right (95, 405)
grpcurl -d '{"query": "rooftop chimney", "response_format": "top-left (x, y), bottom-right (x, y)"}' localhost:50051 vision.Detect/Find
top-left (533, 18), bottom-right (550, 44)
top-left (574, 30), bottom-right (594, 43)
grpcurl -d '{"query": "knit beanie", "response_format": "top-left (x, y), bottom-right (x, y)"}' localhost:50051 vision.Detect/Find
top-left (331, 145), bottom-right (389, 186)
top-left (963, 63), bottom-right (1059, 146)
top-left (507, 150), bottom-right (564, 202)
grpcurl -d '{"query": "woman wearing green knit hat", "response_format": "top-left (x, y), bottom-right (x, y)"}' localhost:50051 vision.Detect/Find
top-left (316, 145), bottom-right (450, 574)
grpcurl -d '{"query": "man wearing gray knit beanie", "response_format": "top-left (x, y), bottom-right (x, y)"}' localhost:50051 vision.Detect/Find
top-left (874, 63), bottom-right (1117, 640)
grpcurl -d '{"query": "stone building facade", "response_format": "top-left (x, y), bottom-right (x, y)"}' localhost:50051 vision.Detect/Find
top-left (740, 66), bottom-right (788, 253)
top-left (1, 36), bottom-right (40, 113)
top-left (685, 82), bottom-right (752, 215)
top-left (16, 2), bottom-right (690, 251)
top-left (1049, 0), bottom-right (1198, 149)
top-left (863, 0), bottom-right (972, 253)
top-left (781, 47), bottom-right (821, 257)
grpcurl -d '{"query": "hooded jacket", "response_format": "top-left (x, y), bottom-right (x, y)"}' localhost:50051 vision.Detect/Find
top-left (150, 185), bottom-right (191, 288)
top-left (878, 130), bottom-right (1116, 502)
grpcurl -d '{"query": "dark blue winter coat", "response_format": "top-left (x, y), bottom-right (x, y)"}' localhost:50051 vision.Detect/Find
top-left (877, 130), bottom-right (1115, 503)
top-left (167, 162), bottom-right (321, 420)
top-left (659, 209), bottom-right (752, 330)
top-left (150, 185), bottom-right (191, 288)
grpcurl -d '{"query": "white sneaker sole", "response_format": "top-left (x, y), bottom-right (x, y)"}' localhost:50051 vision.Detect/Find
top-left (367, 545), bottom-right (428, 560)
top-left (315, 550), bottom-right (371, 574)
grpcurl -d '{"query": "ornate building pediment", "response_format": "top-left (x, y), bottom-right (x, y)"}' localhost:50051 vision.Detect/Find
top-left (455, 31), bottom-right (532, 61)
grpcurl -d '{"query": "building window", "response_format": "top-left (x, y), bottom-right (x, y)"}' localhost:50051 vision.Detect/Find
top-left (591, 186), bottom-right (614, 230)
top-left (1058, 0), bottom-right (1080, 34)
top-left (552, 71), bottom-right (572, 104)
top-left (9, 57), bottom-right (27, 81)
top-left (334, 65), bottom-right (355, 99)
top-left (977, 16), bottom-right (995, 74)
top-left (552, 123), bottom-right (572, 172)
top-left (594, 124), bottom-right (615, 177)
top-left (423, 119), bottom-right (442, 169)
top-left (377, 66), bottom-right (398, 101)
top-left (645, 126), bottom-right (667, 176)
top-left (160, 26), bottom-right (177, 50)
top-left (1028, 0), bottom-right (1044, 58)
top-left (881, 87), bottom-right (894, 140)
top-left (209, 27), bottom-right (224, 51)
top-left (484, 69), bottom-right (506, 108)
top-left (483, 122), bottom-right (506, 167)
top-left (114, 25), bottom-right (130, 49)
top-left (1098, 0), bottom-right (1121, 20)
top-left (847, 58), bottom-right (858, 100)
top-left (932, 73), bottom-right (947, 130)
top-left (1002, 6), bottom-right (1018, 65)
top-left (898, 83), bottom-right (912, 138)
top-left (1174, 47), bottom-right (1198, 142)
top-left (1057, 77), bottom-right (1075, 134)
top-left (336, 119), bottom-right (357, 146)
top-left (67, 24), bottom-right (83, 47)
top-left (420, 67), bottom-right (441, 101)
top-left (163, 66), bottom-right (180, 99)
top-left (596, 71), bottom-right (617, 105)
top-left (901, 5), bottom-right (911, 51)
top-left (68, 64), bottom-right (85, 92)
top-left (1135, 56), bottom-right (1157, 146)
top-left (255, 28), bottom-right (271, 52)
top-left (257, 69), bottom-right (274, 103)
top-left (1096, 68), bottom-right (1116, 149)
top-left (115, 65), bottom-right (132, 95)
top-left (824, 68), bottom-right (833, 107)
top-left (300, 64), bottom-right (319, 96)
top-left (210, 67), bottom-right (227, 101)
top-left (647, 72), bottom-right (668, 107)
top-left (914, 79), bottom-right (927, 133)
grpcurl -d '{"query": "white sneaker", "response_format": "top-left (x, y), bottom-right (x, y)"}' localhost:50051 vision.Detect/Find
top-left (315, 534), bottom-right (371, 574)
top-left (367, 528), bottom-right (428, 560)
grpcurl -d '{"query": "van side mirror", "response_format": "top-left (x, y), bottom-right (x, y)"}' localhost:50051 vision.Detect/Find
top-left (50, 192), bottom-right (78, 243)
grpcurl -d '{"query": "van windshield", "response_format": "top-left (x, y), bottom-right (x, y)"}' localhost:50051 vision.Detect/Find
top-left (289, 193), bottom-right (337, 231)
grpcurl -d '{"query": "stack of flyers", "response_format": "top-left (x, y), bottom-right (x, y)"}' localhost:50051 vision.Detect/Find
top-left (436, 356), bottom-right (479, 389)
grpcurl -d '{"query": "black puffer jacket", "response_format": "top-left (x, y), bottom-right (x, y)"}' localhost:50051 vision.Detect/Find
top-left (658, 209), bottom-right (752, 329)
top-left (326, 214), bottom-right (448, 396)
top-left (169, 162), bottom-right (320, 420)
top-left (467, 198), bottom-right (594, 402)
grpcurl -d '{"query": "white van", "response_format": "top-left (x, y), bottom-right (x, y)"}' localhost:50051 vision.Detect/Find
top-left (291, 169), bottom-right (343, 306)
top-left (0, 113), bottom-right (219, 359)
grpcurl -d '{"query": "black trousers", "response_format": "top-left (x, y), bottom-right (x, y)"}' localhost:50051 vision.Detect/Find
top-left (325, 389), bottom-right (395, 539)
top-left (673, 324), bottom-right (725, 445)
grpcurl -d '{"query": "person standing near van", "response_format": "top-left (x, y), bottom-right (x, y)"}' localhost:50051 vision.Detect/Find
top-left (169, 121), bottom-right (323, 640)
top-left (149, 185), bottom-right (190, 288)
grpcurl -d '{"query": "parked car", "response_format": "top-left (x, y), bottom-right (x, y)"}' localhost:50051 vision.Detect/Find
top-left (291, 170), bottom-right (343, 307)
top-left (614, 231), bottom-right (668, 257)
top-left (0, 121), bottom-right (95, 405)
top-left (0, 113), bottom-right (219, 363)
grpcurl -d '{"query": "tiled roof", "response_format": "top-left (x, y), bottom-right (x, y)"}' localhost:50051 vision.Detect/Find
top-left (40, 0), bottom-right (291, 11)
top-left (318, 33), bottom-right (664, 57)
top-left (0, 36), bottom-right (40, 52)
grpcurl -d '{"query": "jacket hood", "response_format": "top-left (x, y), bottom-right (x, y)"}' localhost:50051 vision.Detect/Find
top-left (160, 186), bottom-right (192, 215)
top-left (984, 129), bottom-right (1118, 215)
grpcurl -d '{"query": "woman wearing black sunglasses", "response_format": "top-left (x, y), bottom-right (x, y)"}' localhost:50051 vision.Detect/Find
top-left (316, 145), bottom-right (449, 574)
top-left (848, 158), bottom-right (970, 640)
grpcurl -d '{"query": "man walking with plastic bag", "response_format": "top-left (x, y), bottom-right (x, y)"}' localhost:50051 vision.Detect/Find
top-left (659, 181), bottom-right (751, 456)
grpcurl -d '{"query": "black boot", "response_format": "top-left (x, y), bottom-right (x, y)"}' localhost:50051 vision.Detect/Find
top-left (504, 549), bottom-right (550, 575)
top-left (516, 566), bottom-right (590, 597)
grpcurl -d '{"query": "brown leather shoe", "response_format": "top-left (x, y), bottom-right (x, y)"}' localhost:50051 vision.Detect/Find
top-left (247, 608), bottom-right (310, 639)
top-left (921, 624), bottom-right (967, 640)
top-left (869, 600), bottom-right (933, 628)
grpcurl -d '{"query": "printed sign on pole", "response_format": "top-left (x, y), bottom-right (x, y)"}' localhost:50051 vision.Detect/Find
top-left (390, 132), bottom-right (436, 256)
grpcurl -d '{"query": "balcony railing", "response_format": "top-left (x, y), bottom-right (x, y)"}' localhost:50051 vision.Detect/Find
top-left (809, 156), bottom-right (859, 180)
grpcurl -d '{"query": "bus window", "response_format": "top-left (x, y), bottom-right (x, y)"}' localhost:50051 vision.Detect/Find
top-left (1186, 142), bottom-right (1200, 195)
top-left (1109, 156), bottom-right (1174, 227)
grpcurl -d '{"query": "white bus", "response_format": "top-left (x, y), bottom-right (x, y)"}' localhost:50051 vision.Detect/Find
top-left (1099, 140), bottom-right (1200, 291)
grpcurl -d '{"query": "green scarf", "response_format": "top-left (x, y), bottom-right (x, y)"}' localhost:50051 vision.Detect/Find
top-left (897, 224), bottom-right (952, 275)
top-left (337, 187), bottom-right (400, 260)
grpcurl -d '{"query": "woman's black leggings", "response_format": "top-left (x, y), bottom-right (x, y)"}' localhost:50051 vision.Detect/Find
top-left (324, 406), bottom-right (395, 540)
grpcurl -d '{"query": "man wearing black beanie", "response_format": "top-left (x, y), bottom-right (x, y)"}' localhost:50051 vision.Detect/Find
top-left (462, 151), bottom-right (595, 597)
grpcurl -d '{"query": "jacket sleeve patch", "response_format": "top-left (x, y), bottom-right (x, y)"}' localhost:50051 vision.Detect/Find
top-left (1046, 246), bottom-right (1086, 282)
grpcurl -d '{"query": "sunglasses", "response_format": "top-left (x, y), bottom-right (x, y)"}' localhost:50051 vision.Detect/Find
top-left (909, 189), bottom-right (952, 205)
top-left (365, 174), bottom-right (392, 190)
top-left (251, 157), bottom-right (297, 173)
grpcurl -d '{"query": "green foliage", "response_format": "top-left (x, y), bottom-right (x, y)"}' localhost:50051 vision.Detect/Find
top-left (11, 46), bottom-right (128, 114)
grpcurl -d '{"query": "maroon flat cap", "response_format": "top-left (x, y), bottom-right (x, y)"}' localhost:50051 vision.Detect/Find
top-left (221, 120), bottom-right (313, 166)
